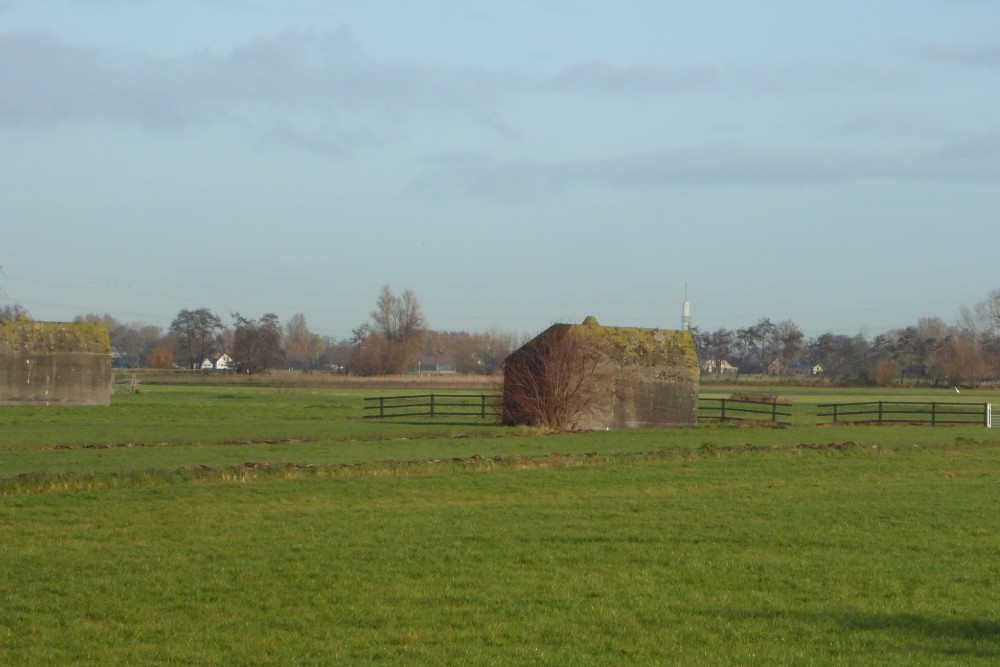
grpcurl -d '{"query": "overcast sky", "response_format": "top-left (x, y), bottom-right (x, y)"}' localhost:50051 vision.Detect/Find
top-left (3, 1), bottom-right (998, 340)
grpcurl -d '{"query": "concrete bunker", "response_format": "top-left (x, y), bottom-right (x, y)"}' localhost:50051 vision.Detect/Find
top-left (0, 320), bottom-right (113, 406)
top-left (502, 317), bottom-right (699, 430)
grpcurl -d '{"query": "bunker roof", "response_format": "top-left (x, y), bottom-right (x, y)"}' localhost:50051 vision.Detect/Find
top-left (524, 317), bottom-right (698, 369)
top-left (0, 320), bottom-right (111, 355)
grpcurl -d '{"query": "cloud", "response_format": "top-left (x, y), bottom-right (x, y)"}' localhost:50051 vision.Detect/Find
top-left (902, 32), bottom-right (1000, 68)
top-left (0, 27), bottom-right (508, 153)
top-left (1, 27), bottom-right (910, 127)
top-left (260, 121), bottom-right (382, 158)
top-left (943, 40), bottom-right (1000, 68)
top-left (0, 27), bottom-right (419, 120)
top-left (417, 136), bottom-right (1000, 199)
top-left (928, 130), bottom-right (1000, 180)
top-left (536, 58), bottom-right (908, 98)
top-left (540, 61), bottom-right (717, 95)
top-left (0, 31), bottom-right (182, 125)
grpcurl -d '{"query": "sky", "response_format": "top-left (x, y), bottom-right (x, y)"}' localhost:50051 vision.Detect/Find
top-left (2, 1), bottom-right (998, 341)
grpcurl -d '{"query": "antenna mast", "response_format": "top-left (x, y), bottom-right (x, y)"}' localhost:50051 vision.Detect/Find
top-left (681, 283), bottom-right (691, 331)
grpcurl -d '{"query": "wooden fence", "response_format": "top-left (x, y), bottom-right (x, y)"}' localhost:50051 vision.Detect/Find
top-left (364, 393), bottom-right (498, 419)
top-left (817, 401), bottom-right (992, 426)
top-left (697, 398), bottom-right (792, 425)
top-left (364, 394), bottom-right (993, 427)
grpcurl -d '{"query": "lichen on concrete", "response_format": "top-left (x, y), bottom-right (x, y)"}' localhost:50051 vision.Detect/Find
top-left (0, 320), bottom-right (111, 354)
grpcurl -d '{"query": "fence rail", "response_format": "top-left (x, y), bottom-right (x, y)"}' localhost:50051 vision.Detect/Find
top-left (364, 395), bottom-right (993, 427)
top-left (364, 393), bottom-right (498, 419)
top-left (817, 401), bottom-right (991, 426)
top-left (698, 398), bottom-right (792, 425)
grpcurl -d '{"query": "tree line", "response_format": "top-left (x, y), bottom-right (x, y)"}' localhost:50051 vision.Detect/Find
top-left (0, 287), bottom-right (522, 377)
top-left (692, 289), bottom-right (1000, 387)
top-left (2, 288), bottom-right (998, 385)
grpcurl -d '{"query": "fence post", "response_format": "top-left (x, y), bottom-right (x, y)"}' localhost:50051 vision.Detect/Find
top-left (931, 402), bottom-right (937, 426)
top-left (833, 404), bottom-right (838, 423)
top-left (430, 394), bottom-right (436, 418)
top-left (878, 401), bottom-right (884, 425)
top-left (985, 403), bottom-right (991, 428)
top-left (771, 402), bottom-right (777, 424)
top-left (378, 396), bottom-right (385, 419)
top-left (480, 394), bottom-right (487, 418)
top-left (720, 399), bottom-right (726, 422)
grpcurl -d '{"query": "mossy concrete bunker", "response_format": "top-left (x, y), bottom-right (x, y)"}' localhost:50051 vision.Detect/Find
top-left (502, 317), bottom-right (700, 429)
top-left (0, 320), bottom-right (113, 405)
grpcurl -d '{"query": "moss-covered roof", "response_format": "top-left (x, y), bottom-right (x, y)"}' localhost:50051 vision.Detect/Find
top-left (523, 318), bottom-right (699, 369)
top-left (0, 321), bottom-right (111, 354)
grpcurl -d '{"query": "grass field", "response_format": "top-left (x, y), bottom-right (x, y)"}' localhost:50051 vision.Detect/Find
top-left (2, 381), bottom-right (999, 664)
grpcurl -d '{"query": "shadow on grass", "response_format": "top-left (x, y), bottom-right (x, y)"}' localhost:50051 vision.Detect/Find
top-left (363, 420), bottom-right (502, 428)
top-left (833, 611), bottom-right (1000, 657)
top-left (710, 607), bottom-right (1000, 658)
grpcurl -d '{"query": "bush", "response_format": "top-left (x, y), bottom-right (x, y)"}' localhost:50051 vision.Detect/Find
top-left (729, 392), bottom-right (778, 404)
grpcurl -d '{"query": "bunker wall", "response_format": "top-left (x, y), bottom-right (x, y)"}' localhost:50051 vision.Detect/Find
top-left (0, 321), bottom-right (113, 406)
top-left (502, 321), bottom-right (700, 430)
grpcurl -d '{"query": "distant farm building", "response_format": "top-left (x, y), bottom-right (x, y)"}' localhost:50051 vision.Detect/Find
top-left (0, 320), bottom-right (113, 405)
top-left (200, 353), bottom-right (234, 371)
top-left (502, 317), bottom-right (699, 430)
top-left (767, 358), bottom-right (823, 377)
top-left (415, 361), bottom-right (457, 375)
top-left (703, 359), bottom-right (739, 376)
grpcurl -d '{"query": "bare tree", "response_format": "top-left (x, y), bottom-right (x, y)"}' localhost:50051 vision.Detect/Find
top-left (284, 313), bottom-right (324, 369)
top-left (776, 320), bottom-right (804, 374)
top-left (734, 320), bottom-right (773, 377)
top-left (807, 333), bottom-right (870, 382)
top-left (961, 289), bottom-right (1000, 368)
top-left (371, 286), bottom-right (425, 343)
top-left (150, 345), bottom-right (174, 369)
top-left (0, 304), bottom-right (30, 322)
top-left (232, 312), bottom-right (285, 374)
top-left (170, 308), bottom-right (224, 369)
top-left (960, 289), bottom-right (1000, 339)
top-left (868, 359), bottom-right (902, 387)
top-left (349, 330), bottom-right (394, 376)
top-left (354, 286), bottom-right (426, 375)
top-left (755, 318), bottom-right (779, 377)
top-left (467, 328), bottom-right (522, 374)
top-left (927, 330), bottom-right (996, 388)
top-left (502, 328), bottom-right (619, 430)
top-left (701, 328), bottom-right (734, 377)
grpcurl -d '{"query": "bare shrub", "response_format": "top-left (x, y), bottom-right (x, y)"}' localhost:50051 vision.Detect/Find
top-left (729, 392), bottom-right (778, 404)
top-left (502, 328), bottom-right (619, 430)
top-left (868, 360), bottom-right (901, 387)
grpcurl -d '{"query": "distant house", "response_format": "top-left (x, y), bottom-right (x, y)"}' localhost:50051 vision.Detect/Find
top-left (703, 359), bottom-right (738, 376)
top-left (199, 354), bottom-right (233, 371)
top-left (769, 358), bottom-right (823, 377)
top-left (415, 361), bottom-right (456, 375)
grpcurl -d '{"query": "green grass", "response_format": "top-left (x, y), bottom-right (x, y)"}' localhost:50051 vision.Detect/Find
top-left (2, 383), bottom-right (998, 480)
top-left (1, 383), bottom-right (1000, 664)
